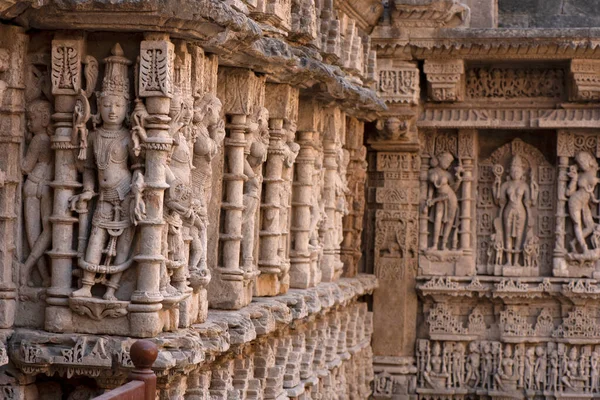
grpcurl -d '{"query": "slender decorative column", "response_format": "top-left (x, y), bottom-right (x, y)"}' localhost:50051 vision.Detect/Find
top-left (340, 117), bottom-right (367, 277)
top-left (45, 36), bottom-right (85, 331)
top-left (129, 33), bottom-right (174, 337)
top-left (0, 26), bottom-right (26, 330)
top-left (210, 67), bottom-right (260, 309)
top-left (257, 83), bottom-right (298, 296)
top-left (321, 106), bottom-right (343, 282)
top-left (554, 130), bottom-right (572, 276)
top-left (458, 129), bottom-right (476, 254)
top-left (290, 99), bottom-right (320, 288)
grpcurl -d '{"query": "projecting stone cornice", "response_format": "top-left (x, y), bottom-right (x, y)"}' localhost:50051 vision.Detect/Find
top-left (373, 27), bottom-right (600, 60)
top-left (417, 107), bottom-right (600, 129)
top-left (2, 0), bottom-right (386, 116)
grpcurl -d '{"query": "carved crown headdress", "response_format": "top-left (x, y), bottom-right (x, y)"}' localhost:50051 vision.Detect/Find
top-left (100, 43), bottom-right (132, 99)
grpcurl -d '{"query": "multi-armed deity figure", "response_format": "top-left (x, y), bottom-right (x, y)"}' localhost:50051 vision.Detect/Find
top-left (69, 44), bottom-right (145, 301)
top-left (567, 151), bottom-right (600, 254)
top-left (21, 99), bottom-right (54, 287)
top-left (241, 105), bottom-right (269, 272)
top-left (492, 155), bottom-right (539, 267)
top-left (425, 152), bottom-right (463, 251)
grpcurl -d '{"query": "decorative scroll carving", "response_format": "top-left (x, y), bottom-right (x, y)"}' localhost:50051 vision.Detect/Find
top-left (390, 0), bottom-right (470, 28)
top-left (465, 67), bottom-right (565, 100)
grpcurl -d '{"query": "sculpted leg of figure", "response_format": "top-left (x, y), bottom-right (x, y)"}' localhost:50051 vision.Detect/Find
top-left (570, 201), bottom-right (588, 252)
top-left (73, 226), bottom-right (108, 297)
top-left (103, 226), bottom-right (134, 300)
top-left (432, 202), bottom-right (444, 250)
top-left (442, 200), bottom-right (457, 251)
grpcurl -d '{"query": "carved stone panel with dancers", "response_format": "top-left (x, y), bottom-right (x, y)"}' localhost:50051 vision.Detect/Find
top-left (477, 138), bottom-right (554, 277)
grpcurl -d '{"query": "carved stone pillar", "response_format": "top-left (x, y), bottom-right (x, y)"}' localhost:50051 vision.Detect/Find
top-left (284, 331), bottom-right (305, 396)
top-left (257, 83), bottom-right (298, 297)
top-left (341, 117), bottom-right (367, 278)
top-left (290, 99), bottom-right (321, 289)
top-left (0, 25), bottom-right (25, 331)
top-left (554, 130), bottom-right (570, 273)
top-left (210, 67), bottom-right (261, 309)
top-left (45, 35), bottom-right (85, 331)
top-left (321, 106), bottom-right (345, 282)
top-left (370, 128), bottom-right (420, 378)
top-left (128, 33), bottom-right (174, 337)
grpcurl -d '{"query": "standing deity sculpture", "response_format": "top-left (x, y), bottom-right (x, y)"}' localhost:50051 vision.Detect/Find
top-left (523, 347), bottom-right (535, 390)
top-left (241, 106), bottom-right (269, 271)
top-left (548, 349), bottom-right (559, 392)
top-left (21, 99), bottom-right (54, 287)
top-left (566, 151), bottom-right (600, 255)
top-left (492, 155), bottom-right (539, 267)
top-left (451, 342), bottom-right (465, 388)
top-left (465, 342), bottom-right (480, 389)
top-left (533, 346), bottom-right (546, 391)
top-left (425, 152), bottom-right (463, 251)
top-left (190, 92), bottom-right (224, 287)
top-left (68, 44), bottom-right (145, 301)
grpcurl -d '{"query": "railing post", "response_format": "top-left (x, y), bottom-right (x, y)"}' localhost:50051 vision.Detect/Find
top-left (128, 340), bottom-right (158, 400)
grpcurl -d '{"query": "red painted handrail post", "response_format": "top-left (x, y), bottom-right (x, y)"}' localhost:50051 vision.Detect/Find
top-left (128, 340), bottom-right (158, 400)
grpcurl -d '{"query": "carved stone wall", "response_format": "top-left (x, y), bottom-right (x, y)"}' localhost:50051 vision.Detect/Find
top-left (0, 0), bottom-right (381, 396)
top-left (370, 4), bottom-right (600, 399)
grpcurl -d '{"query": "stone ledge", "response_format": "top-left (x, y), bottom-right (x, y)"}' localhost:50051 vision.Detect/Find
top-left (8, 274), bottom-right (377, 377)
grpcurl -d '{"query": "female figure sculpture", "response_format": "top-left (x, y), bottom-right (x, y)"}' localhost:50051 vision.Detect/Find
top-left (21, 99), bottom-right (54, 287)
top-left (493, 155), bottom-right (538, 266)
top-left (241, 106), bottom-right (269, 271)
top-left (68, 44), bottom-right (145, 301)
top-left (425, 151), bottom-right (463, 251)
top-left (567, 151), bottom-right (600, 254)
top-left (190, 92), bottom-right (224, 285)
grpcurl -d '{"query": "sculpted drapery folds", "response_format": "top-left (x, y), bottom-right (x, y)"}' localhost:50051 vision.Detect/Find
top-left (69, 44), bottom-right (146, 301)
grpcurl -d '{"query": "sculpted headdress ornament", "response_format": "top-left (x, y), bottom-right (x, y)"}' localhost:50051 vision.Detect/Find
top-left (100, 43), bottom-right (132, 99)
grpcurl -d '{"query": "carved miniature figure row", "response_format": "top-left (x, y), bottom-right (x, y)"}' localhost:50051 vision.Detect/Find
top-left (15, 34), bottom-right (366, 335)
top-left (417, 339), bottom-right (600, 398)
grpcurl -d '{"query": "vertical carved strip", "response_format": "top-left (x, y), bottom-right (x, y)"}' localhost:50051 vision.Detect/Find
top-left (0, 26), bottom-right (26, 330)
top-left (129, 34), bottom-right (174, 337)
top-left (45, 36), bottom-right (83, 331)
top-left (290, 99), bottom-right (320, 288)
top-left (211, 67), bottom-right (259, 309)
top-left (256, 116), bottom-right (284, 296)
top-left (458, 129), bottom-right (476, 254)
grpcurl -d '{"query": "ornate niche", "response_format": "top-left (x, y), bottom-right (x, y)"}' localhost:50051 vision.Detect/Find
top-left (554, 131), bottom-right (600, 278)
top-left (419, 130), bottom-right (477, 276)
top-left (477, 138), bottom-right (555, 277)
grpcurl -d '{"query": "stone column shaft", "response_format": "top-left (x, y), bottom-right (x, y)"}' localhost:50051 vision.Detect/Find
top-left (129, 34), bottom-right (174, 337)
top-left (290, 130), bottom-right (315, 288)
top-left (257, 118), bottom-right (284, 296)
top-left (45, 36), bottom-right (83, 331)
top-left (321, 141), bottom-right (337, 282)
